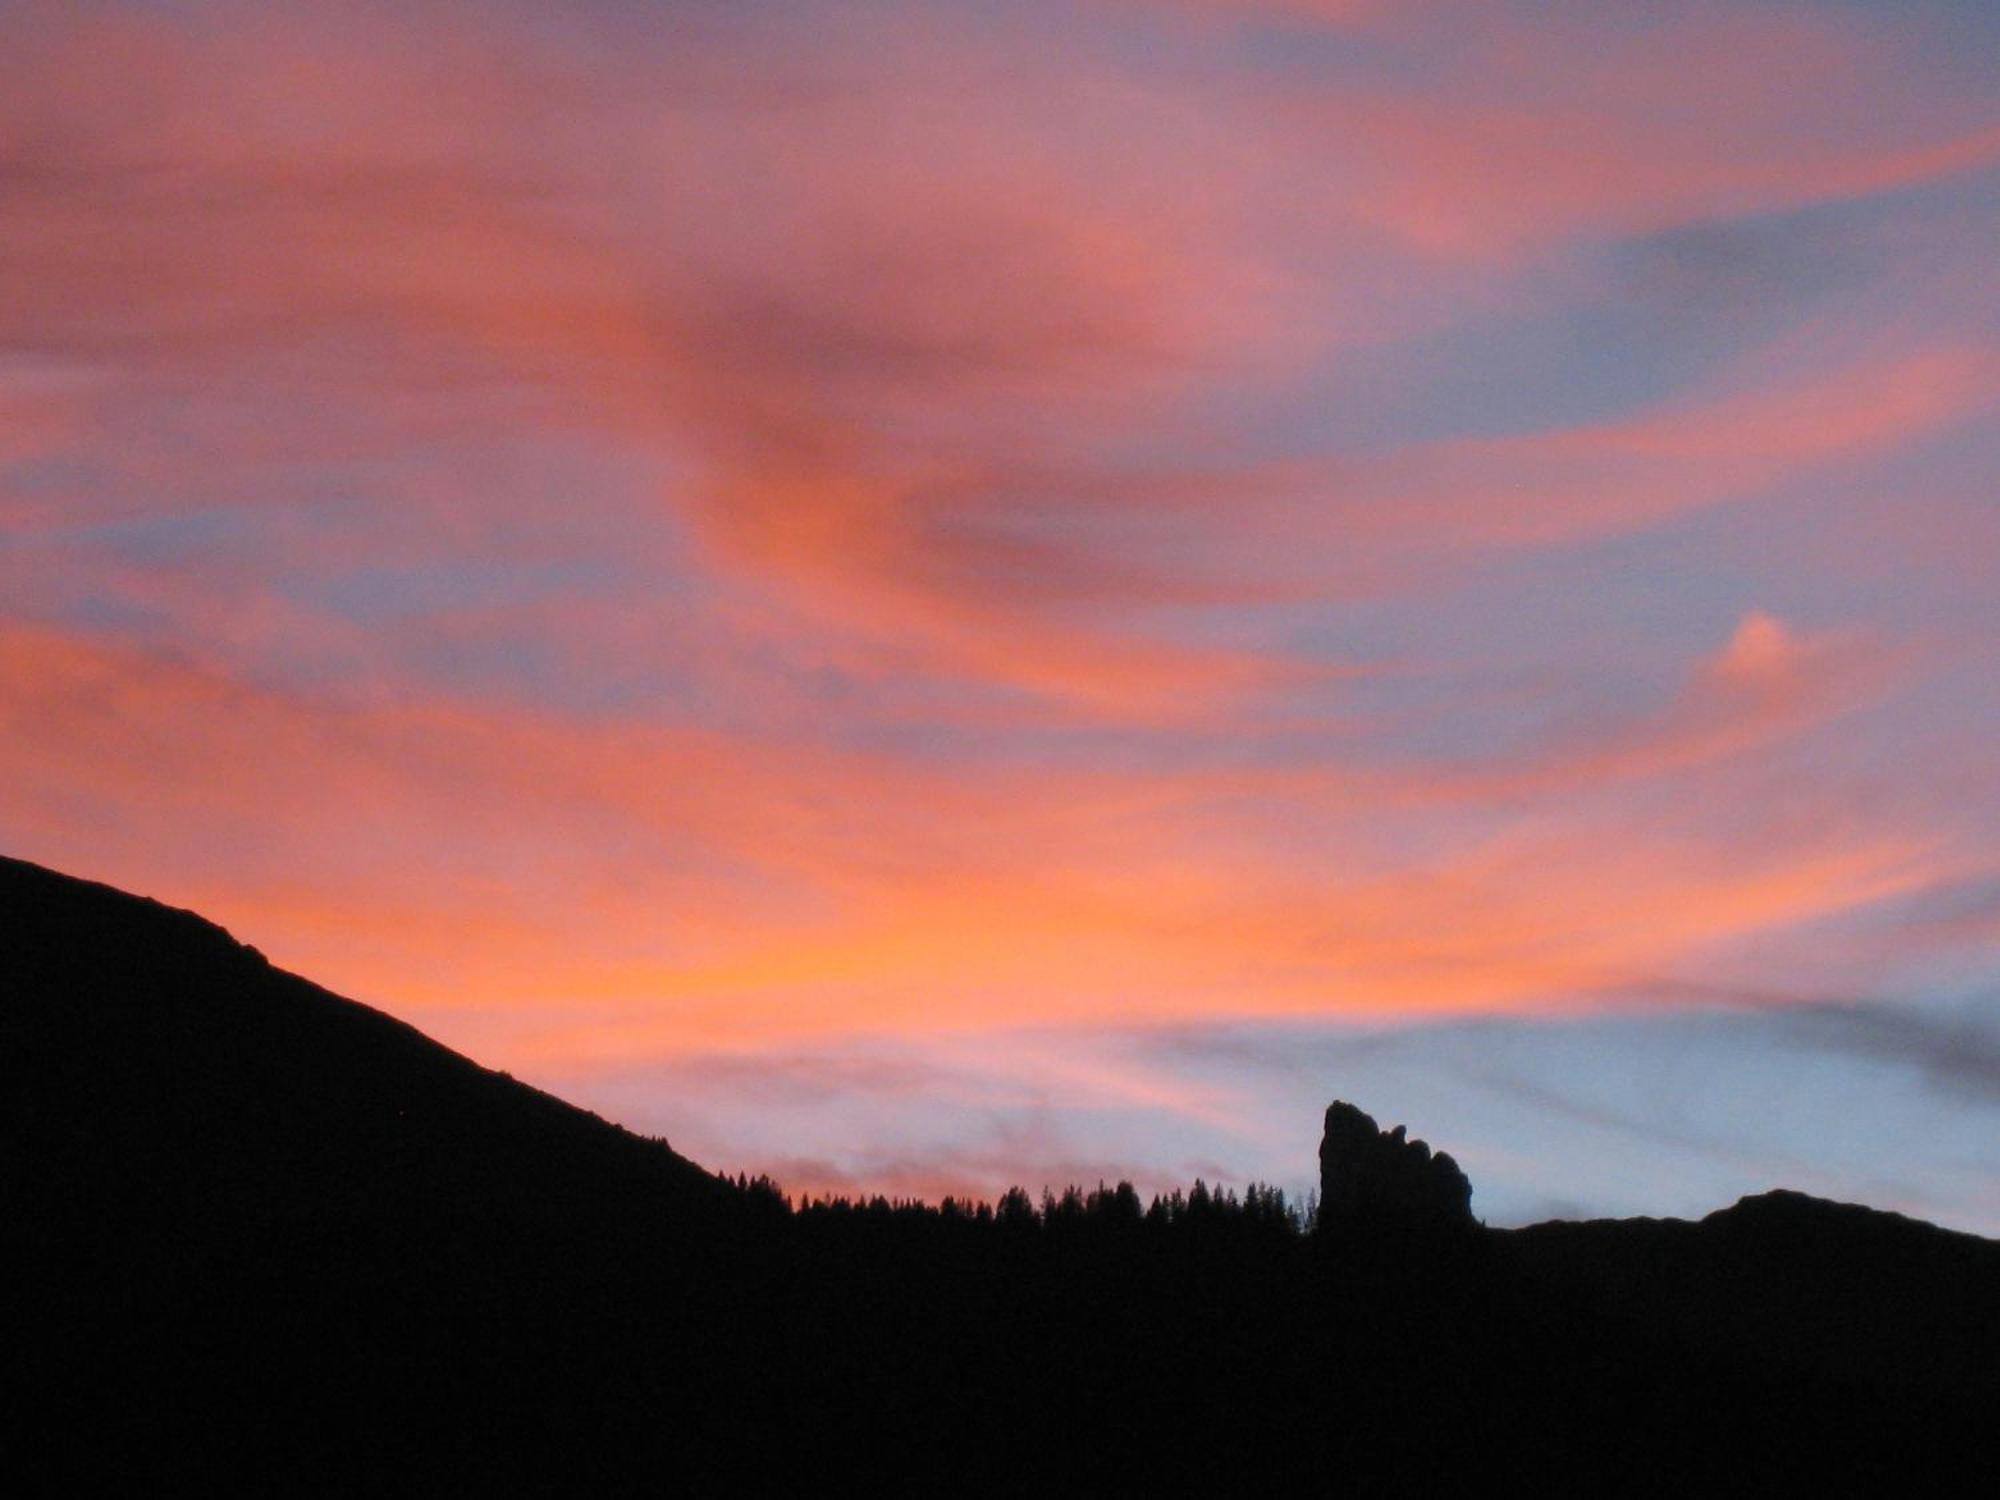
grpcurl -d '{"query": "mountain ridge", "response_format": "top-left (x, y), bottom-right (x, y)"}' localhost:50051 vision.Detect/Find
top-left (15, 850), bottom-right (1981, 1242)
top-left (1, 849), bottom-right (735, 1365)
top-left (6, 852), bottom-right (1995, 1488)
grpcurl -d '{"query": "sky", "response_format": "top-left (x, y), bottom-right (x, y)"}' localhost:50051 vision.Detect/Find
top-left (4, 0), bottom-right (1998, 1231)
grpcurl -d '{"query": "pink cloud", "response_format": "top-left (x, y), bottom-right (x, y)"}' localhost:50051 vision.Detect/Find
top-left (1223, 0), bottom-right (2000, 258)
top-left (1372, 613), bottom-right (1895, 806)
top-left (11, 0), bottom-right (1992, 720)
top-left (1253, 344), bottom-right (2000, 576)
top-left (0, 1), bottom-right (1311, 716)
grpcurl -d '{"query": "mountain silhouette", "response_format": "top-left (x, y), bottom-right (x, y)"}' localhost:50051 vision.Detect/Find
top-left (1505, 1187), bottom-right (2000, 1392)
top-left (4, 852), bottom-right (723, 1239)
top-left (1318, 1099), bottom-right (1477, 1243)
top-left (6, 855), bottom-right (1995, 1488)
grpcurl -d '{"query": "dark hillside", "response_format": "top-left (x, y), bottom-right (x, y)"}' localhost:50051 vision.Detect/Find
top-left (2, 855), bottom-right (745, 1487)
top-left (3, 853), bottom-right (725, 1236)
top-left (1505, 1189), bottom-right (2000, 1396)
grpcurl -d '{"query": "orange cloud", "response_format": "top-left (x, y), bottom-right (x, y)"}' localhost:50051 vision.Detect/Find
top-left (1, 617), bottom-right (1954, 1073)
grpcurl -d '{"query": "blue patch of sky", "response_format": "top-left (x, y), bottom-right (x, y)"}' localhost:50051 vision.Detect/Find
top-left (1110, 1001), bottom-right (2000, 1230)
top-left (13, 503), bottom-right (301, 566)
top-left (1239, 162), bottom-right (1995, 462)
top-left (302, 556), bottom-right (624, 625)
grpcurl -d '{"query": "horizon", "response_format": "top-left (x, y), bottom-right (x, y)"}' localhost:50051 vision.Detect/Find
top-left (3, 0), bottom-right (1997, 1234)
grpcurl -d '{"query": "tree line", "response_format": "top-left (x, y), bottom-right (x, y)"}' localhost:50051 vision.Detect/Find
top-left (720, 1169), bottom-right (1318, 1241)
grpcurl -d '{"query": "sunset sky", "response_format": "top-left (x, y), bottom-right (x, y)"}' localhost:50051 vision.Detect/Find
top-left (4, 0), bottom-right (1998, 1230)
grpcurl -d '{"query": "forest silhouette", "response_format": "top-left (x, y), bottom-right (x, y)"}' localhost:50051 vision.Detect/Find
top-left (6, 854), bottom-right (1995, 1489)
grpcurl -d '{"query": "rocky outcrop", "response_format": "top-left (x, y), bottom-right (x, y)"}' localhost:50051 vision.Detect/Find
top-left (1317, 1100), bottom-right (1476, 1241)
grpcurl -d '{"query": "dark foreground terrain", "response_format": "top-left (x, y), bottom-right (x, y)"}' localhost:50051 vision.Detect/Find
top-left (5, 855), bottom-right (1996, 1491)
